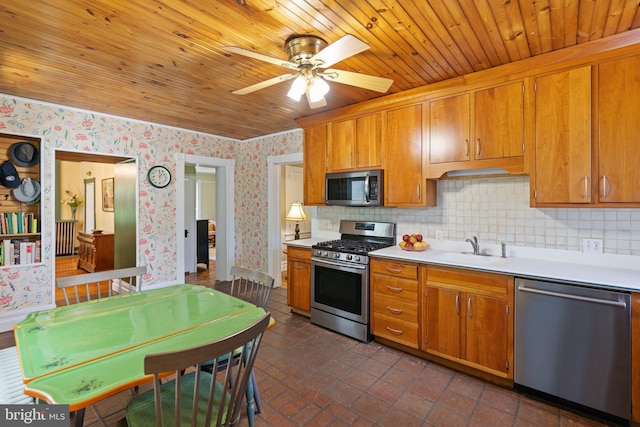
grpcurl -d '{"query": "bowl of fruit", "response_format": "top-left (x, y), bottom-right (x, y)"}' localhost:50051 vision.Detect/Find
top-left (399, 234), bottom-right (430, 251)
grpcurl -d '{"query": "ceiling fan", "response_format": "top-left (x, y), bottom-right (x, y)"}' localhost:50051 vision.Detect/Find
top-left (222, 34), bottom-right (394, 108)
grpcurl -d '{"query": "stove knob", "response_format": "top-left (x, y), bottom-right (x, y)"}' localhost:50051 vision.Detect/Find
top-left (346, 254), bottom-right (352, 260)
top-left (334, 253), bottom-right (340, 258)
top-left (354, 256), bottom-right (361, 262)
top-left (322, 251), bottom-right (328, 257)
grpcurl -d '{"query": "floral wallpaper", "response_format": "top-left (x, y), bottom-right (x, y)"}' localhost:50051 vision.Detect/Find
top-left (0, 94), bottom-right (303, 318)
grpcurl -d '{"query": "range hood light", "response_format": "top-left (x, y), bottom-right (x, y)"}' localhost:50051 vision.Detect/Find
top-left (445, 168), bottom-right (509, 177)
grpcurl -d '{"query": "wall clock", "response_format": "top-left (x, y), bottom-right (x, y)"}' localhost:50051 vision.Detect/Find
top-left (147, 165), bottom-right (171, 188)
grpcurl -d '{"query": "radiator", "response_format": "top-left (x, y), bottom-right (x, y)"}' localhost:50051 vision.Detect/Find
top-left (56, 220), bottom-right (77, 256)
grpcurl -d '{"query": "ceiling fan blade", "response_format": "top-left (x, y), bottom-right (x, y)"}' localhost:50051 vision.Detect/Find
top-left (222, 46), bottom-right (299, 70)
top-left (310, 34), bottom-right (370, 69)
top-left (232, 74), bottom-right (297, 95)
top-left (321, 69), bottom-right (393, 93)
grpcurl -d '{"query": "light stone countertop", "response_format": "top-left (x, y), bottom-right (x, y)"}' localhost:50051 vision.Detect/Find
top-left (285, 238), bottom-right (640, 292)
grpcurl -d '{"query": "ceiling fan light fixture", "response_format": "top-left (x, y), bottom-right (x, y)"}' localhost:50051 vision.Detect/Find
top-left (308, 76), bottom-right (329, 102)
top-left (287, 75), bottom-right (306, 101)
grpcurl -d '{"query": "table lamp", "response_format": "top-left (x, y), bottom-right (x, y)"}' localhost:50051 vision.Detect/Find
top-left (285, 202), bottom-right (307, 240)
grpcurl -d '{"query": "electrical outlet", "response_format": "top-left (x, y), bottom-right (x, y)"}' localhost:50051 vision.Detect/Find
top-left (583, 238), bottom-right (603, 254)
top-left (435, 230), bottom-right (443, 242)
top-left (325, 220), bottom-right (332, 229)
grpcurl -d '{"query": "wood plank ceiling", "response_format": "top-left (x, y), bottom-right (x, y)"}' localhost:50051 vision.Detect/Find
top-left (1, 1), bottom-right (639, 140)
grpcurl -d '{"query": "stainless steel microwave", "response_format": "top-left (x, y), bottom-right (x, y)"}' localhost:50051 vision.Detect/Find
top-left (325, 170), bottom-right (383, 206)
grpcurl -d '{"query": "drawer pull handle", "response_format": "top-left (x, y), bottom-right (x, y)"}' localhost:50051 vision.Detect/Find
top-left (386, 326), bottom-right (403, 335)
top-left (386, 306), bottom-right (403, 314)
top-left (295, 265), bottom-right (305, 269)
top-left (386, 286), bottom-right (404, 293)
top-left (385, 267), bottom-right (403, 274)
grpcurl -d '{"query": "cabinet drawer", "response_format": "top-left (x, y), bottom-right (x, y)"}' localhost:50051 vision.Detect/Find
top-left (287, 246), bottom-right (311, 261)
top-left (373, 275), bottom-right (418, 300)
top-left (427, 265), bottom-right (510, 294)
top-left (372, 314), bottom-right (419, 348)
top-left (371, 259), bottom-right (418, 280)
top-left (372, 294), bottom-right (418, 323)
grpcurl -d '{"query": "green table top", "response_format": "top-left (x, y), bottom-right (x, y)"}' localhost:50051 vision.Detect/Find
top-left (14, 284), bottom-right (267, 410)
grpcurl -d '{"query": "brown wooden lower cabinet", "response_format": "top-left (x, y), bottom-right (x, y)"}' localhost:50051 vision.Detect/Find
top-left (370, 259), bottom-right (514, 381)
top-left (286, 246), bottom-right (311, 315)
top-left (77, 231), bottom-right (114, 273)
top-left (370, 258), bottom-right (422, 349)
top-left (424, 265), bottom-right (513, 379)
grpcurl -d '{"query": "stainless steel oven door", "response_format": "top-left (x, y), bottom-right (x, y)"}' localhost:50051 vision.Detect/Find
top-left (310, 257), bottom-right (368, 324)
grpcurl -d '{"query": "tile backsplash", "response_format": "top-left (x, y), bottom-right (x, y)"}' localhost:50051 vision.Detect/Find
top-left (316, 176), bottom-right (640, 256)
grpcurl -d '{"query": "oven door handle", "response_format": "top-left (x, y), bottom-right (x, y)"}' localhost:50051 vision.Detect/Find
top-left (311, 258), bottom-right (367, 270)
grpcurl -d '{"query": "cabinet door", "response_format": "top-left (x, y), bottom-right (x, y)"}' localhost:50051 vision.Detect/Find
top-left (465, 293), bottom-right (509, 374)
top-left (599, 55), bottom-right (640, 203)
top-left (383, 103), bottom-right (425, 206)
top-left (287, 259), bottom-right (310, 312)
top-left (303, 124), bottom-right (327, 206)
top-left (474, 82), bottom-right (524, 160)
top-left (533, 66), bottom-right (592, 204)
top-left (425, 286), bottom-right (461, 358)
top-left (355, 113), bottom-right (381, 168)
top-left (429, 93), bottom-right (470, 164)
top-left (328, 119), bottom-right (355, 172)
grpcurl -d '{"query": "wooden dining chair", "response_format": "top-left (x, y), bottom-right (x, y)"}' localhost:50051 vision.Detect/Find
top-left (125, 312), bottom-right (271, 427)
top-left (227, 266), bottom-right (275, 310)
top-left (55, 266), bottom-right (147, 305)
top-left (207, 266), bottom-right (274, 426)
top-left (0, 346), bottom-right (34, 405)
top-left (55, 266), bottom-right (147, 426)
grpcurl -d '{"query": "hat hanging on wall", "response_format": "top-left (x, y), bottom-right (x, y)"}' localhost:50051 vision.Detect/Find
top-left (10, 142), bottom-right (40, 167)
top-left (12, 177), bottom-right (41, 204)
top-left (0, 161), bottom-right (21, 188)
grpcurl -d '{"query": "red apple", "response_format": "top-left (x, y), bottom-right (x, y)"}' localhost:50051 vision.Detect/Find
top-left (416, 234), bottom-right (423, 242)
top-left (402, 234), bottom-right (410, 242)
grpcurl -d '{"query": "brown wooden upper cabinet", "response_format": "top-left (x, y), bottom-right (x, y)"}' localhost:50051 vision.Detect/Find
top-left (598, 54), bottom-right (640, 204)
top-left (303, 124), bottom-right (327, 206)
top-left (532, 66), bottom-right (592, 205)
top-left (327, 113), bottom-right (381, 172)
top-left (383, 103), bottom-right (436, 207)
top-left (532, 54), bottom-right (640, 207)
top-left (427, 82), bottom-right (525, 178)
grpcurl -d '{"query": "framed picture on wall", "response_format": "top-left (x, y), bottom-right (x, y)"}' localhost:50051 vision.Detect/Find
top-left (102, 177), bottom-right (114, 212)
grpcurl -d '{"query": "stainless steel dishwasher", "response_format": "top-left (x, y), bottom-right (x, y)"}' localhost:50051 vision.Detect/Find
top-left (515, 278), bottom-right (631, 420)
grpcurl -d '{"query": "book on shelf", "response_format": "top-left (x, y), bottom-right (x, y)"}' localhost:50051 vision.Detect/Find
top-left (0, 212), bottom-right (38, 235)
top-left (1, 238), bottom-right (41, 266)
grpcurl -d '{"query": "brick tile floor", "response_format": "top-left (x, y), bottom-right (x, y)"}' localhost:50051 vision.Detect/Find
top-left (4, 283), bottom-right (626, 426)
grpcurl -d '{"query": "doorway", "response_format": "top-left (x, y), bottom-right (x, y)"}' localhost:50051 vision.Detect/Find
top-left (176, 153), bottom-right (234, 283)
top-left (267, 153), bottom-right (304, 288)
top-left (54, 149), bottom-right (138, 284)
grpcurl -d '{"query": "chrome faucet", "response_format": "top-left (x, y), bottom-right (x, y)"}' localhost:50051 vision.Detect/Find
top-left (465, 236), bottom-right (479, 255)
top-left (500, 242), bottom-right (507, 258)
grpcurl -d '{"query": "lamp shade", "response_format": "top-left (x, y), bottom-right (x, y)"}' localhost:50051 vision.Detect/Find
top-left (285, 202), bottom-right (307, 221)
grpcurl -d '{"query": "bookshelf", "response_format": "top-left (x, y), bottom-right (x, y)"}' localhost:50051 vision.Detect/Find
top-left (0, 133), bottom-right (41, 267)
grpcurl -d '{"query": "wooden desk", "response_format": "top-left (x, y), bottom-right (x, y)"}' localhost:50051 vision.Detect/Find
top-left (14, 284), bottom-right (267, 412)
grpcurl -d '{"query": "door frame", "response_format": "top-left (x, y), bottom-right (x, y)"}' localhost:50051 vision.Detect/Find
top-left (53, 148), bottom-right (138, 296)
top-left (267, 152), bottom-right (303, 288)
top-left (176, 153), bottom-right (235, 282)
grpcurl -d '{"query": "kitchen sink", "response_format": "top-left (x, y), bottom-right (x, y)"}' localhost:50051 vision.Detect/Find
top-left (433, 252), bottom-right (507, 267)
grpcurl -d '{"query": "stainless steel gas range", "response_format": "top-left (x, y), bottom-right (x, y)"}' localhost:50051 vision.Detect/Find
top-left (310, 220), bottom-right (396, 342)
